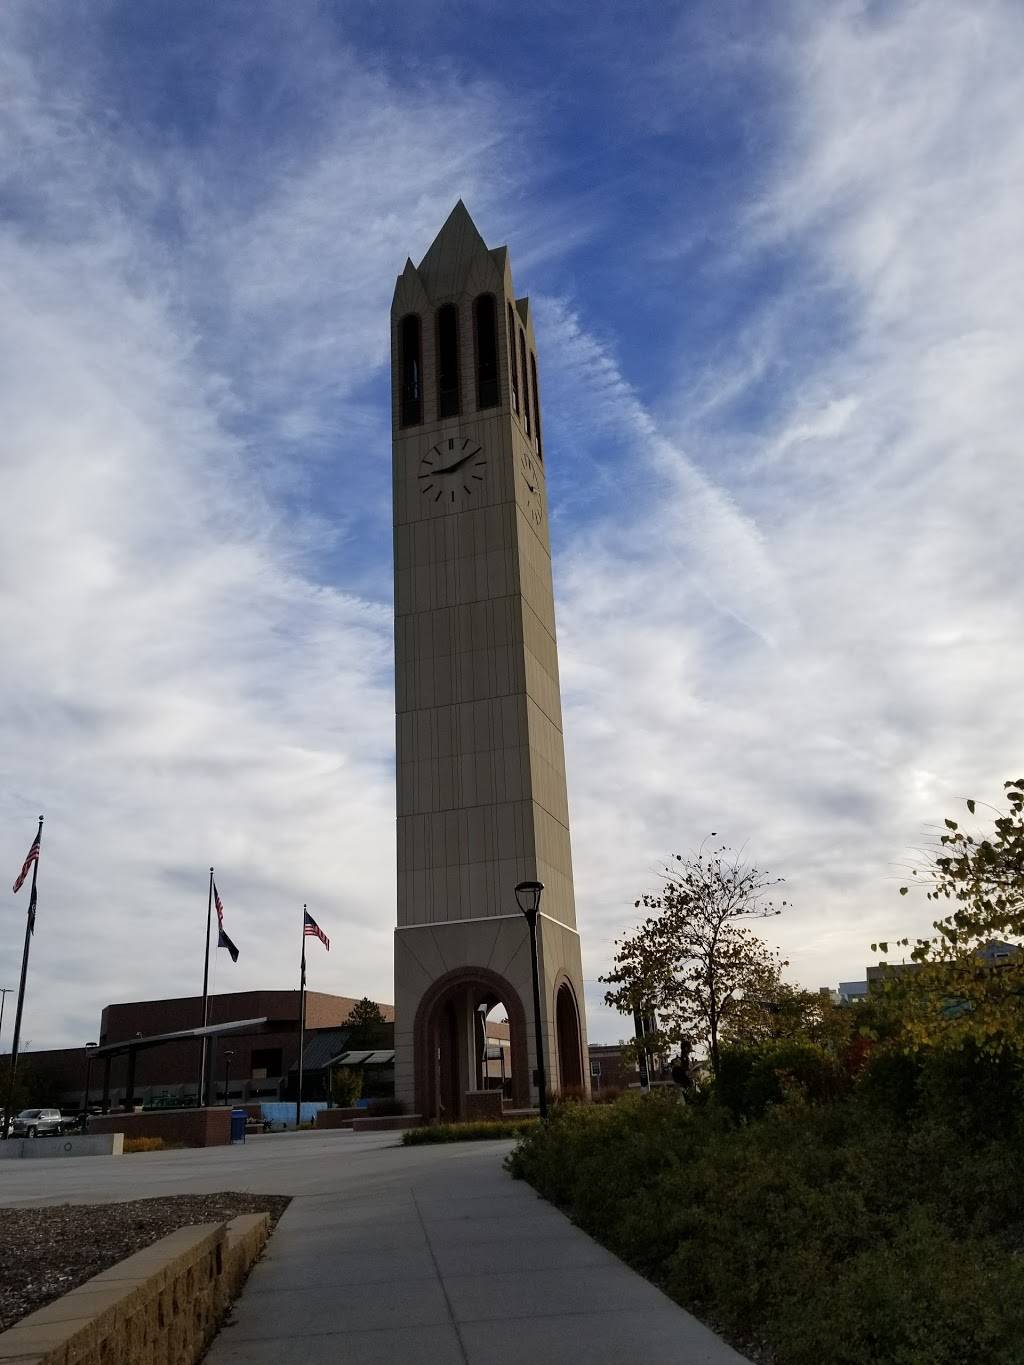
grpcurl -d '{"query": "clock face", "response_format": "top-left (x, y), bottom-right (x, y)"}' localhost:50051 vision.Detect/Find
top-left (520, 448), bottom-right (544, 529)
top-left (417, 435), bottom-right (487, 507)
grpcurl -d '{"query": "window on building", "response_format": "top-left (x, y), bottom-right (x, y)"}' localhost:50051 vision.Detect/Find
top-left (530, 352), bottom-right (543, 458)
top-left (436, 303), bottom-right (460, 419)
top-left (507, 302), bottom-right (519, 414)
top-left (474, 294), bottom-right (499, 409)
top-left (251, 1047), bottom-right (283, 1079)
top-left (519, 331), bottom-right (531, 436)
top-left (399, 314), bottom-right (422, 426)
top-left (590, 1060), bottom-right (602, 1076)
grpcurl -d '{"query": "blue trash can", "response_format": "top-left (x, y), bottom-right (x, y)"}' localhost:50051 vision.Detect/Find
top-left (230, 1109), bottom-right (248, 1144)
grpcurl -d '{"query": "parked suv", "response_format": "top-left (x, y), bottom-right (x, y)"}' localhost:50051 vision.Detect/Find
top-left (11, 1108), bottom-right (65, 1138)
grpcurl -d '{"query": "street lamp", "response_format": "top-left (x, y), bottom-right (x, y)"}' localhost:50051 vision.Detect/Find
top-left (476, 1002), bottom-right (489, 1089)
top-left (82, 1042), bottom-right (98, 1126)
top-left (223, 1050), bottom-right (234, 1106)
top-left (515, 880), bottom-right (548, 1119)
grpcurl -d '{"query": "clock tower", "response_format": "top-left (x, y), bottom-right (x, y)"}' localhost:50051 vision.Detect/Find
top-left (391, 202), bottom-right (588, 1118)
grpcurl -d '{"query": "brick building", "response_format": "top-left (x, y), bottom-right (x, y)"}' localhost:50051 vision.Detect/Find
top-left (3, 990), bottom-right (394, 1111)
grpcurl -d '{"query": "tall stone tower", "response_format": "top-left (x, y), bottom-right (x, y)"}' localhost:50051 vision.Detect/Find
top-left (391, 202), bottom-right (588, 1118)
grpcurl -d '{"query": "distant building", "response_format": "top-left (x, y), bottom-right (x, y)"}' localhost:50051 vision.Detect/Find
top-left (2, 990), bottom-right (394, 1111)
top-left (4, 988), bottom-right (513, 1112)
top-left (828, 940), bottom-right (1020, 1003)
top-left (587, 1042), bottom-right (672, 1093)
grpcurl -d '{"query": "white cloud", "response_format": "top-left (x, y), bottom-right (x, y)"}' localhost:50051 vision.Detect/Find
top-left (1, 0), bottom-right (1020, 1059)
top-left (0, 10), bottom-right (517, 1045)
top-left (544, 0), bottom-right (1024, 1039)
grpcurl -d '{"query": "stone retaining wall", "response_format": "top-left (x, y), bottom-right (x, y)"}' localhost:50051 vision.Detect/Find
top-left (0, 1133), bottom-right (124, 1160)
top-left (0, 1212), bottom-right (269, 1364)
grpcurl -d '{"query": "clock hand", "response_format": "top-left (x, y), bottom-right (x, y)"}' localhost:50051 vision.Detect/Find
top-left (434, 446), bottom-right (482, 475)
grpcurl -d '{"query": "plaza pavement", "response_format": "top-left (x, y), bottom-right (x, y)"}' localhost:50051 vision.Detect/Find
top-left (0, 1129), bottom-right (749, 1364)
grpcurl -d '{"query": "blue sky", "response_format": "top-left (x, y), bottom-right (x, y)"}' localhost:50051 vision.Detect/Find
top-left (2, 0), bottom-right (1022, 1047)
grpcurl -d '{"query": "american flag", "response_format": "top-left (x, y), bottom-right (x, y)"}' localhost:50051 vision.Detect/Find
top-left (12, 832), bottom-right (40, 894)
top-left (304, 909), bottom-right (329, 951)
top-left (214, 882), bottom-right (225, 928)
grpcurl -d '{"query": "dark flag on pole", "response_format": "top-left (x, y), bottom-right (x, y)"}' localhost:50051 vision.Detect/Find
top-left (213, 882), bottom-right (239, 962)
top-left (303, 909), bottom-right (330, 951)
top-left (217, 926), bottom-right (240, 963)
top-left (12, 832), bottom-right (40, 894)
top-left (27, 883), bottom-right (37, 936)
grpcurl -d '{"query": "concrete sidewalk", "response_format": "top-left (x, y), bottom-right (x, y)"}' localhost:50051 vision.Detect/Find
top-left (205, 1138), bottom-right (748, 1365)
top-left (0, 1128), bottom-right (747, 1363)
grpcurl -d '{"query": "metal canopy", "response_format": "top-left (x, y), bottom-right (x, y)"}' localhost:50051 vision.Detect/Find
top-left (330, 1049), bottom-right (395, 1067)
top-left (93, 1016), bottom-right (270, 1059)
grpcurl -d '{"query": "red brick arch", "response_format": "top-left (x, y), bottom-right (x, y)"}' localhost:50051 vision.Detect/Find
top-left (413, 965), bottom-right (530, 1119)
top-left (552, 971), bottom-right (584, 1094)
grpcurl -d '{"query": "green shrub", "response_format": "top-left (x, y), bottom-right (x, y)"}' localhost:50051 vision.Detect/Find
top-left (402, 1118), bottom-right (539, 1145)
top-left (715, 1040), bottom-right (847, 1119)
top-left (855, 1046), bottom-right (923, 1121)
top-left (508, 1087), bottom-right (1024, 1364)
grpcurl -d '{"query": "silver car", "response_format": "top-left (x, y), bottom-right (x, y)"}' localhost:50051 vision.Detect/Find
top-left (11, 1108), bottom-right (64, 1138)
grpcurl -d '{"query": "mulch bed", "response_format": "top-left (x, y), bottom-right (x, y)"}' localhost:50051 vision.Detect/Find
top-left (0, 1193), bottom-right (291, 1332)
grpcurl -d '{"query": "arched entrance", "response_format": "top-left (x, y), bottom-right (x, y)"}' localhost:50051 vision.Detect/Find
top-left (555, 979), bottom-right (584, 1094)
top-left (413, 967), bottom-right (530, 1120)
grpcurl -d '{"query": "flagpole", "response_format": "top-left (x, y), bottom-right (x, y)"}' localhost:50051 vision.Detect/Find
top-left (3, 816), bottom-right (43, 1139)
top-left (296, 906), bottom-right (307, 1129)
top-left (198, 867), bottom-right (214, 1108)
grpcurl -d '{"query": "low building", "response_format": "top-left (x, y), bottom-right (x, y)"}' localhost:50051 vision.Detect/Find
top-left (2, 989), bottom-right (394, 1111)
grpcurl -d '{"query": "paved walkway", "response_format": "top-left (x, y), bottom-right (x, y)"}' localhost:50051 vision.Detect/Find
top-left (0, 1129), bottom-right (747, 1364)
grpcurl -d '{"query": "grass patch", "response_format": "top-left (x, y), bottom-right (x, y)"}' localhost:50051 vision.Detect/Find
top-left (402, 1118), bottom-right (539, 1145)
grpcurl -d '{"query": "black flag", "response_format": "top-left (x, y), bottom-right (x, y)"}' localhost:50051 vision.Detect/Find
top-left (217, 926), bottom-right (239, 963)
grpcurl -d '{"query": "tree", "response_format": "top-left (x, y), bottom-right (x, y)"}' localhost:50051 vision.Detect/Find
top-left (885, 779), bottom-right (1024, 1052)
top-left (720, 976), bottom-right (850, 1054)
top-left (345, 997), bottom-right (386, 1029)
top-left (331, 1066), bottom-right (363, 1108)
top-left (343, 997), bottom-right (388, 1047)
top-left (601, 840), bottom-right (788, 1077)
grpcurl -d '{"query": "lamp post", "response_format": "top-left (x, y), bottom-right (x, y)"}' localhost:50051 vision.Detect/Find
top-left (82, 1042), bottom-right (98, 1126)
top-left (515, 880), bottom-right (548, 1119)
top-left (223, 1050), bottom-right (234, 1106)
top-left (476, 1002), bottom-right (489, 1089)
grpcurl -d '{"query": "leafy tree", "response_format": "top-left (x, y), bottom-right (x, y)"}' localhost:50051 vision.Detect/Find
top-left (331, 1066), bottom-right (363, 1108)
top-left (721, 976), bottom-right (850, 1054)
top-left (602, 840), bottom-right (787, 1076)
top-left (884, 779), bottom-right (1024, 1052)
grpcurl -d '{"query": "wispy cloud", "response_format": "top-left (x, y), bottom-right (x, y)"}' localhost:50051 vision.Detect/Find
top-left (547, 0), bottom-right (1024, 1038)
top-left (1, 0), bottom-right (1019, 1052)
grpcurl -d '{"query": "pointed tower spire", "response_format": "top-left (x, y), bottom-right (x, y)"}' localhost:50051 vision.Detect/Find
top-left (417, 200), bottom-right (497, 300)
